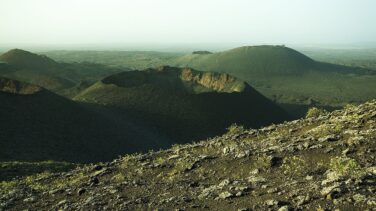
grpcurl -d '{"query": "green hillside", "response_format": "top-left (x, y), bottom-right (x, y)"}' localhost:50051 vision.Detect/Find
top-left (0, 77), bottom-right (171, 163)
top-left (175, 45), bottom-right (317, 76)
top-left (43, 46), bottom-right (376, 112)
top-left (174, 45), bottom-right (373, 76)
top-left (74, 66), bottom-right (291, 142)
top-left (172, 45), bottom-right (376, 111)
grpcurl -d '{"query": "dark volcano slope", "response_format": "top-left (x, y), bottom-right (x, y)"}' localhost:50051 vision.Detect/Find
top-left (0, 77), bottom-right (170, 163)
top-left (74, 66), bottom-right (291, 142)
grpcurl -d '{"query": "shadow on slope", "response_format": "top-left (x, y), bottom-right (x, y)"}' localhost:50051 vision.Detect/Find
top-left (0, 77), bottom-right (171, 163)
top-left (74, 66), bottom-right (291, 143)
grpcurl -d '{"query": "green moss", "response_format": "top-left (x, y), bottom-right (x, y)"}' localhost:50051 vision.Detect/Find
top-left (253, 155), bottom-right (275, 170)
top-left (167, 159), bottom-right (195, 180)
top-left (330, 157), bottom-right (360, 176)
top-left (306, 107), bottom-right (327, 118)
top-left (112, 173), bottom-right (126, 182)
top-left (24, 172), bottom-right (52, 190)
top-left (226, 123), bottom-right (245, 135)
top-left (0, 180), bottom-right (19, 194)
top-left (314, 122), bottom-right (343, 136)
top-left (344, 103), bottom-right (357, 110)
top-left (154, 156), bottom-right (167, 166)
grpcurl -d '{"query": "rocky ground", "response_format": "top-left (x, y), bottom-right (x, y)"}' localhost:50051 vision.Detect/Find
top-left (1, 101), bottom-right (376, 211)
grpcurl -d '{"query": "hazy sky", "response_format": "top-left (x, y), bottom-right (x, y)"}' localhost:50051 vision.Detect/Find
top-left (1, 0), bottom-right (376, 49)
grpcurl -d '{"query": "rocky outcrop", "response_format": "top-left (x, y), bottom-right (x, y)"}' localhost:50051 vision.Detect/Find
top-left (179, 67), bottom-right (248, 93)
top-left (102, 66), bottom-right (249, 94)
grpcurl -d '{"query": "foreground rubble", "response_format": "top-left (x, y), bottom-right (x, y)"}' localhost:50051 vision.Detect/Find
top-left (1, 101), bottom-right (376, 210)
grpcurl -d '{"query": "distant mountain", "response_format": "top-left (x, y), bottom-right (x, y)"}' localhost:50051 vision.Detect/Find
top-left (176, 45), bottom-right (316, 76)
top-left (173, 45), bottom-right (376, 108)
top-left (74, 66), bottom-right (291, 142)
top-left (192, 50), bottom-right (213, 55)
top-left (0, 77), bottom-right (171, 163)
top-left (175, 45), bottom-right (372, 77)
top-left (0, 49), bottom-right (125, 94)
top-left (43, 46), bottom-right (376, 109)
top-left (0, 49), bottom-right (74, 91)
top-left (0, 49), bottom-right (58, 70)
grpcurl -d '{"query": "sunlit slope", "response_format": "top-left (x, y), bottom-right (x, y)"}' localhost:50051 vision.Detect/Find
top-left (173, 45), bottom-right (376, 106)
